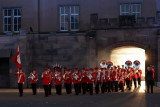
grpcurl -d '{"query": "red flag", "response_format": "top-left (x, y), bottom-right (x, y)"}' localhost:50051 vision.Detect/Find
top-left (12, 46), bottom-right (21, 70)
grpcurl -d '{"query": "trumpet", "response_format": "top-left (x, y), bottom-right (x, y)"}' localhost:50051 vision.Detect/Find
top-left (87, 73), bottom-right (93, 80)
top-left (73, 73), bottom-right (79, 80)
top-left (55, 73), bottom-right (61, 81)
top-left (28, 73), bottom-right (35, 80)
top-left (28, 73), bottom-right (38, 81)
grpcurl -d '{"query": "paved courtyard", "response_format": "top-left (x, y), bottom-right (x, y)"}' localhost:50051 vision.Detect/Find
top-left (0, 86), bottom-right (160, 107)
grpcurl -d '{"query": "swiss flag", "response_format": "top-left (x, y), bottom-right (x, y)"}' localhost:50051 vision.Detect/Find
top-left (12, 46), bottom-right (21, 70)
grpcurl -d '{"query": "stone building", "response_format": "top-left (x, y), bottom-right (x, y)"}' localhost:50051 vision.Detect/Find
top-left (0, 0), bottom-right (160, 88)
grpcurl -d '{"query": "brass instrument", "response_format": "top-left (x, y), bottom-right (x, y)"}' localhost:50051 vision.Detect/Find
top-left (55, 73), bottom-right (61, 81)
top-left (73, 73), bottom-right (79, 80)
top-left (87, 73), bottom-right (93, 80)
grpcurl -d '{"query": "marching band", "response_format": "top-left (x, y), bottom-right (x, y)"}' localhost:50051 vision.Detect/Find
top-left (13, 60), bottom-right (155, 97)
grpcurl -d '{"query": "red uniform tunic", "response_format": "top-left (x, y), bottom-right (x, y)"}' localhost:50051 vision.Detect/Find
top-left (119, 72), bottom-right (125, 83)
top-left (133, 70), bottom-right (138, 79)
top-left (13, 72), bottom-right (25, 83)
top-left (137, 69), bottom-right (142, 78)
top-left (30, 72), bottom-right (38, 84)
top-left (81, 72), bottom-right (88, 83)
top-left (63, 72), bottom-right (72, 84)
top-left (106, 70), bottom-right (113, 81)
top-left (42, 72), bottom-right (50, 85)
top-left (87, 73), bottom-right (95, 84)
top-left (101, 70), bottom-right (108, 82)
top-left (95, 71), bottom-right (101, 83)
top-left (126, 70), bottom-right (132, 80)
top-left (151, 68), bottom-right (155, 79)
top-left (121, 69), bottom-right (126, 79)
top-left (48, 71), bottom-right (53, 84)
top-left (113, 70), bottom-right (119, 81)
top-left (53, 72), bottom-right (63, 85)
top-left (72, 72), bottom-right (81, 84)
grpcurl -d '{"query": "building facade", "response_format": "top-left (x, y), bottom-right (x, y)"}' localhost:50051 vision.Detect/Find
top-left (0, 0), bottom-right (160, 88)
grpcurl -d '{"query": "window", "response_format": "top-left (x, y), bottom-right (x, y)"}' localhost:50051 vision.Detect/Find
top-left (3, 8), bottom-right (21, 33)
top-left (60, 6), bottom-right (79, 31)
top-left (120, 4), bottom-right (141, 19)
top-left (3, 9), bottom-right (12, 32)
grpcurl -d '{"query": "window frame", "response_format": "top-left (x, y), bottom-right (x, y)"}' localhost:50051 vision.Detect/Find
top-left (13, 8), bottom-right (22, 32)
top-left (3, 8), bottom-right (12, 33)
top-left (70, 6), bottom-right (80, 31)
top-left (59, 5), bottom-right (80, 32)
top-left (120, 3), bottom-right (141, 19)
top-left (3, 8), bottom-right (22, 33)
top-left (59, 6), bottom-right (69, 31)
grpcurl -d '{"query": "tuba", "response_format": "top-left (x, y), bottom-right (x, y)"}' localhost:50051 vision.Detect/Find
top-left (106, 61), bottom-right (113, 69)
top-left (100, 60), bottom-right (107, 68)
top-left (125, 60), bottom-right (132, 69)
top-left (133, 60), bottom-right (141, 76)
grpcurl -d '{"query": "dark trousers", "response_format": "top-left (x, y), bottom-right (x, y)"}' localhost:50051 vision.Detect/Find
top-left (119, 83), bottom-right (124, 92)
top-left (65, 83), bottom-right (71, 94)
top-left (107, 81), bottom-right (111, 93)
top-left (79, 83), bottom-right (81, 93)
top-left (56, 85), bottom-right (62, 95)
top-left (133, 78), bottom-right (137, 89)
top-left (111, 81), bottom-right (114, 92)
top-left (101, 82), bottom-right (106, 93)
top-left (88, 83), bottom-right (93, 95)
top-left (18, 83), bottom-right (23, 96)
top-left (95, 82), bottom-right (100, 94)
top-left (43, 85), bottom-right (49, 97)
top-left (115, 81), bottom-right (118, 92)
top-left (74, 84), bottom-right (79, 95)
top-left (31, 83), bottom-right (37, 95)
top-left (147, 80), bottom-right (154, 93)
top-left (82, 83), bottom-right (87, 94)
top-left (48, 84), bottom-right (52, 95)
top-left (126, 80), bottom-right (131, 90)
top-left (138, 78), bottom-right (141, 86)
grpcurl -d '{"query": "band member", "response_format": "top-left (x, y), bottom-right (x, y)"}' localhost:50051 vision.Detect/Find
top-left (119, 69), bottom-right (125, 92)
top-left (137, 69), bottom-right (142, 87)
top-left (53, 68), bottom-right (63, 95)
top-left (113, 66), bottom-right (119, 92)
top-left (47, 66), bottom-right (53, 95)
top-left (63, 68), bottom-right (72, 94)
top-left (13, 68), bottom-right (25, 97)
top-left (151, 65), bottom-right (155, 80)
top-left (133, 67), bottom-right (138, 89)
top-left (107, 67), bottom-right (113, 93)
top-left (81, 68), bottom-right (88, 94)
top-left (121, 65), bottom-right (126, 86)
top-left (29, 68), bottom-right (38, 95)
top-left (126, 67), bottom-right (132, 90)
top-left (146, 67), bottom-right (154, 93)
top-left (87, 68), bottom-right (95, 95)
top-left (100, 67), bottom-right (107, 93)
top-left (94, 66), bottom-right (101, 94)
top-left (42, 68), bottom-right (50, 97)
top-left (72, 68), bottom-right (81, 95)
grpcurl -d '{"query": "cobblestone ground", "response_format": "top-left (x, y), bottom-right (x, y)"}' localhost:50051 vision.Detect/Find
top-left (0, 86), bottom-right (160, 107)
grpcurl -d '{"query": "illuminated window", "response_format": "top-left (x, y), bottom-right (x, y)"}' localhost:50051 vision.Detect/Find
top-left (3, 8), bottom-right (21, 33)
top-left (120, 4), bottom-right (141, 19)
top-left (60, 6), bottom-right (79, 31)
